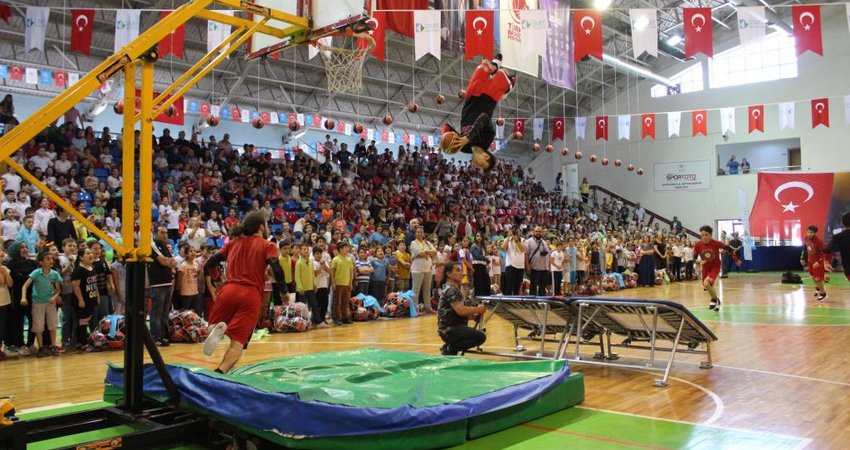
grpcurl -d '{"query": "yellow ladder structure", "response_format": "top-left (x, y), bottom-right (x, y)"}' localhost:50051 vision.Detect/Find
top-left (0, 0), bottom-right (316, 260)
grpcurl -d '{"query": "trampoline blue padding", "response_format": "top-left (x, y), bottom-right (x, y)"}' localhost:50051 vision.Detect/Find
top-left (104, 348), bottom-right (582, 441)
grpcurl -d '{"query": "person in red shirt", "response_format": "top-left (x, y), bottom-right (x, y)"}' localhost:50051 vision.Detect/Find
top-left (694, 225), bottom-right (737, 311)
top-left (801, 225), bottom-right (828, 301)
top-left (440, 54), bottom-right (515, 171)
top-left (202, 212), bottom-right (286, 373)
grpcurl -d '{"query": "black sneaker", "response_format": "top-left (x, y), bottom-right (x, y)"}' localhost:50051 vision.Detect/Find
top-left (440, 344), bottom-right (457, 356)
top-left (36, 348), bottom-right (49, 358)
top-left (817, 292), bottom-right (827, 302)
top-left (709, 298), bottom-right (719, 310)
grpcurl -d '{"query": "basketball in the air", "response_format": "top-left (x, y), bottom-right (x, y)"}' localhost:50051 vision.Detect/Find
top-left (514, 131), bottom-right (523, 140)
top-left (354, 123), bottom-right (364, 133)
top-left (637, 168), bottom-right (645, 176)
top-left (532, 143), bottom-right (541, 152)
top-left (627, 164), bottom-right (635, 171)
top-left (458, 89), bottom-right (467, 99)
top-left (324, 118), bottom-right (335, 130)
top-left (408, 102), bottom-right (419, 113)
top-left (561, 148), bottom-right (569, 156)
top-left (496, 117), bottom-right (505, 126)
top-left (252, 118), bottom-right (264, 129)
top-left (383, 114), bottom-right (393, 125)
top-left (614, 159), bottom-right (622, 167)
top-left (288, 119), bottom-right (300, 131)
top-left (601, 158), bottom-right (609, 166)
top-left (575, 151), bottom-right (583, 159)
top-left (435, 94), bottom-right (445, 105)
top-left (590, 155), bottom-right (597, 163)
top-left (545, 144), bottom-right (554, 153)
top-left (113, 102), bottom-right (124, 114)
top-left (207, 116), bottom-right (219, 127)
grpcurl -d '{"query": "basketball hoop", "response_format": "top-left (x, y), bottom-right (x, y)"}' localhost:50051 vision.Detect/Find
top-left (318, 32), bottom-right (374, 94)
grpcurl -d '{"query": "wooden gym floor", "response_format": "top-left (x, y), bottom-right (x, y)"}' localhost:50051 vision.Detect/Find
top-left (4, 272), bottom-right (849, 449)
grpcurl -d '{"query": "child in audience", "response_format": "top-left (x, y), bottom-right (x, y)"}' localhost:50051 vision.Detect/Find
top-left (354, 246), bottom-right (374, 296)
top-left (177, 247), bottom-right (200, 313)
top-left (22, 252), bottom-right (62, 357)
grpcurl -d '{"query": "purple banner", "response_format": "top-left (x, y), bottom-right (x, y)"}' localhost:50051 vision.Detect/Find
top-left (541, 0), bottom-right (576, 90)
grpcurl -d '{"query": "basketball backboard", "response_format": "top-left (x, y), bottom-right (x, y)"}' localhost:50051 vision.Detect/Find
top-left (248, 0), bottom-right (370, 59)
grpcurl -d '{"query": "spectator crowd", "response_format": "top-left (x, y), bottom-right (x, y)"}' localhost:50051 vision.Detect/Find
top-left (0, 93), bottom-right (731, 361)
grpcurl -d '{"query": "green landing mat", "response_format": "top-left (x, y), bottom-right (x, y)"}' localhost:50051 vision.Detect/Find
top-left (690, 304), bottom-right (850, 326)
top-left (222, 347), bottom-right (570, 408)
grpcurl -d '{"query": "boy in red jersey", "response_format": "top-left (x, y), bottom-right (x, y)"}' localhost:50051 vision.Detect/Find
top-left (694, 225), bottom-right (738, 311)
top-left (202, 212), bottom-right (286, 373)
top-left (440, 54), bottom-right (516, 171)
top-left (801, 225), bottom-right (828, 301)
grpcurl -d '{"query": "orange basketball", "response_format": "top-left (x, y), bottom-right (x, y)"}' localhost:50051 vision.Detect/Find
top-left (561, 148), bottom-right (569, 156)
top-left (383, 114), bottom-right (393, 125)
top-left (601, 158), bottom-right (609, 166)
top-left (532, 143), bottom-right (541, 152)
top-left (589, 154), bottom-right (597, 162)
top-left (614, 159), bottom-right (622, 167)
top-left (458, 89), bottom-right (467, 99)
top-left (435, 95), bottom-right (446, 105)
top-left (513, 131), bottom-right (523, 140)
top-left (627, 164), bottom-right (635, 171)
top-left (252, 117), bottom-right (264, 129)
top-left (324, 118), bottom-right (335, 130)
top-left (637, 168), bottom-right (645, 176)
top-left (575, 151), bottom-right (583, 159)
top-left (113, 102), bottom-right (124, 114)
top-left (496, 117), bottom-right (505, 126)
top-left (408, 102), bottom-right (419, 113)
top-left (207, 116), bottom-right (220, 127)
top-left (354, 123), bottom-right (364, 133)
top-left (288, 120), bottom-right (300, 131)
top-left (545, 144), bottom-right (554, 153)
top-left (440, 132), bottom-right (456, 152)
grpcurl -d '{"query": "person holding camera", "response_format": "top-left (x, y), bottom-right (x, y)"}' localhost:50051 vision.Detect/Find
top-left (525, 226), bottom-right (551, 297)
top-left (500, 228), bottom-right (526, 295)
top-left (437, 261), bottom-right (486, 356)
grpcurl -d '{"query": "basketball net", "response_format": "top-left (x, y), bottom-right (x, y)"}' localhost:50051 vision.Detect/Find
top-left (318, 33), bottom-right (375, 94)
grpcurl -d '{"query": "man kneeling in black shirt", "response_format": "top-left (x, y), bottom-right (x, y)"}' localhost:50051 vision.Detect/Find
top-left (438, 261), bottom-right (486, 356)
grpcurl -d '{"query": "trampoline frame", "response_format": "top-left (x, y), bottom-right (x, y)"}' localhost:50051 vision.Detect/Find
top-left (470, 296), bottom-right (717, 387)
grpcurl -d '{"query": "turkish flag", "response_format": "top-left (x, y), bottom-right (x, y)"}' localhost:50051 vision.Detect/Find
top-left (9, 66), bottom-right (22, 81)
top-left (0, 4), bottom-right (11, 23)
top-left (70, 9), bottom-right (95, 56)
top-left (513, 118), bottom-right (526, 138)
top-left (313, 115), bottom-right (322, 128)
top-left (811, 98), bottom-right (829, 128)
top-left (595, 116), bottom-right (608, 141)
top-left (260, 111), bottom-right (271, 124)
top-left (54, 71), bottom-right (66, 88)
top-left (465, 10), bottom-right (494, 61)
top-left (230, 107), bottom-right (241, 122)
top-left (792, 5), bottom-right (822, 56)
top-left (359, 12), bottom-right (385, 61)
top-left (377, 0), bottom-right (427, 37)
top-left (748, 105), bottom-right (764, 133)
top-left (200, 102), bottom-right (210, 118)
top-left (134, 88), bottom-right (184, 125)
top-left (749, 172), bottom-right (834, 241)
top-left (403, 133), bottom-right (410, 144)
top-left (159, 11), bottom-right (186, 59)
top-left (337, 119), bottom-right (345, 133)
top-left (381, 129), bottom-right (389, 142)
top-left (641, 113), bottom-right (656, 139)
top-left (573, 10), bottom-right (603, 61)
top-left (683, 8), bottom-right (713, 58)
top-left (551, 117), bottom-right (565, 141)
top-left (692, 110), bottom-right (707, 136)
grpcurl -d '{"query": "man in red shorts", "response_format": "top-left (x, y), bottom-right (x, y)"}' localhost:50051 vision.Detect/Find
top-left (801, 225), bottom-right (828, 301)
top-left (202, 211), bottom-right (286, 373)
top-left (694, 225), bottom-right (739, 311)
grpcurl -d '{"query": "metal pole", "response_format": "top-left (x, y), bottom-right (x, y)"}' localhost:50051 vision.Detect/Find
top-left (123, 261), bottom-right (145, 414)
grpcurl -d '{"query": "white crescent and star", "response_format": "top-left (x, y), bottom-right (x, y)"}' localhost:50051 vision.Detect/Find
top-left (75, 14), bottom-right (89, 31)
top-left (695, 113), bottom-right (704, 123)
top-left (752, 108), bottom-right (761, 119)
top-left (581, 16), bottom-right (596, 35)
top-left (555, 120), bottom-right (562, 128)
top-left (691, 13), bottom-right (706, 32)
top-left (472, 16), bottom-right (488, 35)
top-left (367, 17), bottom-right (379, 35)
top-left (774, 181), bottom-right (814, 213)
top-left (815, 102), bottom-right (825, 113)
top-left (644, 117), bottom-right (653, 126)
top-left (799, 11), bottom-right (815, 31)
top-left (598, 118), bottom-right (606, 127)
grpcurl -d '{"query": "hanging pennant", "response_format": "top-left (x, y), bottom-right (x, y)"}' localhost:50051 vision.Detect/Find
top-left (24, 7), bottom-right (50, 53)
top-left (25, 67), bottom-right (38, 84)
top-left (114, 9), bottom-right (141, 53)
top-left (748, 105), bottom-right (764, 133)
top-left (683, 8), bottom-right (713, 58)
top-left (629, 9), bottom-right (658, 58)
top-left (207, 11), bottom-right (233, 57)
top-left (667, 112), bottom-right (681, 137)
top-left (641, 113), bottom-right (656, 139)
top-left (618, 115), bottom-right (631, 140)
top-left (465, 10), bottom-right (494, 60)
top-left (573, 10), bottom-right (603, 61)
top-left (595, 116), bottom-right (608, 141)
top-left (159, 11), bottom-right (186, 58)
top-left (575, 117), bottom-right (586, 140)
top-left (792, 5), bottom-right (822, 56)
top-left (360, 12), bottom-right (386, 61)
top-left (737, 7), bottom-right (766, 48)
top-left (54, 71), bottom-right (66, 88)
top-left (70, 9), bottom-right (95, 56)
top-left (413, 10), bottom-right (441, 61)
top-left (811, 98), bottom-right (829, 128)
top-left (720, 107), bottom-right (736, 134)
top-left (551, 117), bottom-right (565, 142)
top-left (532, 118), bottom-right (544, 141)
top-left (692, 110), bottom-right (708, 136)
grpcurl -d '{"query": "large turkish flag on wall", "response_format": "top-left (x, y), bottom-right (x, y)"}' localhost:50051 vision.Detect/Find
top-left (749, 172), bottom-right (834, 241)
top-left (134, 89), bottom-right (184, 126)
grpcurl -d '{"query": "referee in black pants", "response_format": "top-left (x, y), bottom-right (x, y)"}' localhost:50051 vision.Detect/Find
top-left (525, 227), bottom-right (550, 297)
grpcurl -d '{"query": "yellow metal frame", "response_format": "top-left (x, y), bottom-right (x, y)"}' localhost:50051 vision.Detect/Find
top-left (0, 0), bottom-right (324, 261)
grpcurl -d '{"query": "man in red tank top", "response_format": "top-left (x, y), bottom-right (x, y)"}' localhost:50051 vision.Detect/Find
top-left (694, 225), bottom-right (736, 311)
top-left (801, 225), bottom-right (828, 301)
top-left (202, 212), bottom-right (286, 373)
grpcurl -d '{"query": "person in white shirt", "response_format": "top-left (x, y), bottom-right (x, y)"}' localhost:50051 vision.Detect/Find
top-left (682, 240), bottom-right (695, 281)
top-left (33, 199), bottom-right (55, 237)
top-left (500, 228), bottom-right (526, 295)
top-left (53, 153), bottom-right (73, 175)
top-left (182, 216), bottom-right (207, 250)
top-left (107, 168), bottom-right (122, 190)
top-left (160, 201), bottom-right (181, 242)
top-left (671, 238), bottom-right (684, 281)
top-left (30, 147), bottom-right (53, 172)
top-left (2, 171), bottom-right (22, 193)
top-left (550, 242), bottom-right (565, 296)
top-left (105, 208), bottom-right (121, 232)
top-left (1, 208), bottom-right (21, 241)
top-left (12, 191), bottom-right (30, 221)
top-left (410, 227), bottom-right (436, 314)
top-left (312, 246), bottom-right (331, 326)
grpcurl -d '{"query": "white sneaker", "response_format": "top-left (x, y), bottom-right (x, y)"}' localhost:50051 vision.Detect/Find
top-left (18, 346), bottom-right (32, 356)
top-left (203, 323), bottom-right (227, 356)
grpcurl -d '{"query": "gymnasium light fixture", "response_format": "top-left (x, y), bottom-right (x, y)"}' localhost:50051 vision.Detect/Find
top-left (666, 35), bottom-right (683, 46)
top-left (594, 0), bottom-right (612, 10)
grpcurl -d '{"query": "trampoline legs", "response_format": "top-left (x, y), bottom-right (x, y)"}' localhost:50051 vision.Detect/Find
top-left (700, 341), bottom-right (714, 369)
top-left (655, 317), bottom-right (686, 388)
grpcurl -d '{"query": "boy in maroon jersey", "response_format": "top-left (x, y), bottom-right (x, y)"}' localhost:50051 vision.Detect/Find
top-left (694, 225), bottom-right (737, 311)
top-left (801, 225), bottom-right (828, 301)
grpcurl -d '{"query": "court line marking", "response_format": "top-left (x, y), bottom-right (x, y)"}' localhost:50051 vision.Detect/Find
top-left (518, 422), bottom-right (673, 450)
top-left (576, 406), bottom-right (812, 447)
top-left (18, 400), bottom-right (103, 414)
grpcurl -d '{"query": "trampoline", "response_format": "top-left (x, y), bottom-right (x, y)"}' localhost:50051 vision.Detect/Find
top-left (104, 348), bottom-right (585, 449)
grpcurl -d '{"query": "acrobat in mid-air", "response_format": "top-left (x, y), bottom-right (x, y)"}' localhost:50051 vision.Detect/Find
top-left (440, 54), bottom-right (516, 171)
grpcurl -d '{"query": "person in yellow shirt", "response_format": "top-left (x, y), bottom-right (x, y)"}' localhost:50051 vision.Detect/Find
top-left (395, 241), bottom-right (411, 292)
top-left (330, 242), bottom-right (354, 325)
top-left (278, 241), bottom-right (295, 304)
top-left (295, 244), bottom-right (321, 326)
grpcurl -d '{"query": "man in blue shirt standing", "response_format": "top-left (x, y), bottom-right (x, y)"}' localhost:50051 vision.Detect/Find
top-left (726, 155), bottom-right (739, 175)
